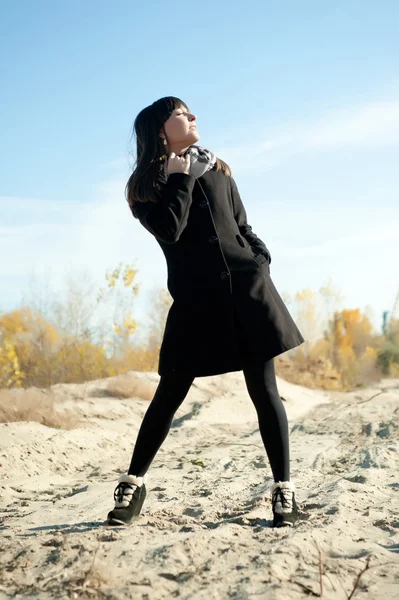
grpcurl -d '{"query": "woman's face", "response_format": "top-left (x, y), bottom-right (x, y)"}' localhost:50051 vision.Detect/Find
top-left (161, 105), bottom-right (199, 151)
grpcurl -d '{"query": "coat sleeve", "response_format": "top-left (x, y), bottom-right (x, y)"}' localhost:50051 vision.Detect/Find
top-left (229, 176), bottom-right (272, 264)
top-left (131, 173), bottom-right (196, 244)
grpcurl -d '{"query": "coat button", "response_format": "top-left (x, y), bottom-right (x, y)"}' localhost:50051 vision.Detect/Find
top-left (220, 271), bottom-right (230, 279)
top-left (208, 235), bottom-right (218, 243)
top-left (236, 234), bottom-right (245, 247)
top-left (199, 200), bottom-right (208, 208)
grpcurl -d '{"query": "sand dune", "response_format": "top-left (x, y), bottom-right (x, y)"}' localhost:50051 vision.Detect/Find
top-left (0, 371), bottom-right (398, 599)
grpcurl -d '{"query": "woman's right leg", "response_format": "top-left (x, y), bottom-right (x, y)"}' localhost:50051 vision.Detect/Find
top-left (127, 370), bottom-right (195, 477)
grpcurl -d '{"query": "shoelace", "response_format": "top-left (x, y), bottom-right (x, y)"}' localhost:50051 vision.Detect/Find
top-left (272, 487), bottom-right (293, 513)
top-left (114, 482), bottom-right (135, 506)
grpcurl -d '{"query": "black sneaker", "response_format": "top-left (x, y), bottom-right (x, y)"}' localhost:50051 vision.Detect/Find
top-left (270, 480), bottom-right (299, 527)
top-left (106, 472), bottom-right (148, 526)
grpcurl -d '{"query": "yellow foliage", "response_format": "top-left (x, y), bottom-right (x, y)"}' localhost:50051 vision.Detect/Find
top-left (389, 362), bottom-right (399, 376)
top-left (0, 262), bottom-right (147, 387)
top-left (123, 314), bottom-right (137, 335)
top-left (0, 266), bottom-right (389, 391)
top-left (0, 307), bottom-right (61, 387)
top-left (361, 345), bottom-right (378, 363)
top-left (113, 324), bottom-right (123, 336)
top-left (325, 308), bottom-right (381, 388)
top-left (123, 268), bottom-right (136, 288)
top-left (0, 339), bottom-right (23, 387)
top-left (279, 282), bottom-right (386, 390)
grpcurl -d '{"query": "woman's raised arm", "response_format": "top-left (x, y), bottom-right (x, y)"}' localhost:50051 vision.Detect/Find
top-left (131, 173), bottom-right (196, 244)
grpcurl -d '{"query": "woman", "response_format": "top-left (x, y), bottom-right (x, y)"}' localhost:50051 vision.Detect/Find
top-left (106, 96), bottom-right (305, 528)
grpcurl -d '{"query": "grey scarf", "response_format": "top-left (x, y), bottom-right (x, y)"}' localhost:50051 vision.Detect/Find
top-left (153, 145), bottom-right (217, 190)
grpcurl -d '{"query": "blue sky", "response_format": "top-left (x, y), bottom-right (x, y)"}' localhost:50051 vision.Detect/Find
top-left (1, 0), bottom-right (398, 340)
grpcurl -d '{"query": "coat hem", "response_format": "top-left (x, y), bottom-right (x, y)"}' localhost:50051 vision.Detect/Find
top-left (157, 338), bottom-right (305, 378)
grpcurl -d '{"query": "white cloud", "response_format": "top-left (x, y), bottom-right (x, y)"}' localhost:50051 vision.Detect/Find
top-left (278, 221), bottom-right (399, 256)
top-left (214, 99), bottom-right (399, 174)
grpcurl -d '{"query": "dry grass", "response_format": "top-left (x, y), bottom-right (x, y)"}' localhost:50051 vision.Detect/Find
top-left (0, 372), bottom-right (157, 429)
top-left (0, 388), bottom-right (80, 429)
top-left (275, 353), bottom-right (383, 390)
top-left (104, 372), bottom-right (156, 401)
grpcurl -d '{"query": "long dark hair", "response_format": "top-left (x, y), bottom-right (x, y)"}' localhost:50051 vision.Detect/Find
top-left (125, 96), bottom-right (232, 213)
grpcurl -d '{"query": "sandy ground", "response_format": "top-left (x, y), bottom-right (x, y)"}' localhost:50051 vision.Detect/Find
top-left (0, 370), bottom-right (398, 599)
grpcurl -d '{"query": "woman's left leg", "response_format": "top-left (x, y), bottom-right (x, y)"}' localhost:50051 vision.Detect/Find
top-left (242, 357), bottom-right (290, 482)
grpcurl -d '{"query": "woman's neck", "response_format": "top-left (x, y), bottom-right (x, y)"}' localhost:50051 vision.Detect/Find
top-left (167, 142), bottom-right (193, 156)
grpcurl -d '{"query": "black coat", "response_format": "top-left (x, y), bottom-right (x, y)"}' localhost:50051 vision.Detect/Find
top-left (132, 165), bottom-right (305, 377)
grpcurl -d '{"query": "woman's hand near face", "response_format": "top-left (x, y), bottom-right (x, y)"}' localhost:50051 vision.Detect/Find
top-left (166, 151), bottom-right (191, 175)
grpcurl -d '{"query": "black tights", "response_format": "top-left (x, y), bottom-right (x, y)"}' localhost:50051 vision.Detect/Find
top-left (128, 358), bottom-right (290, 482)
